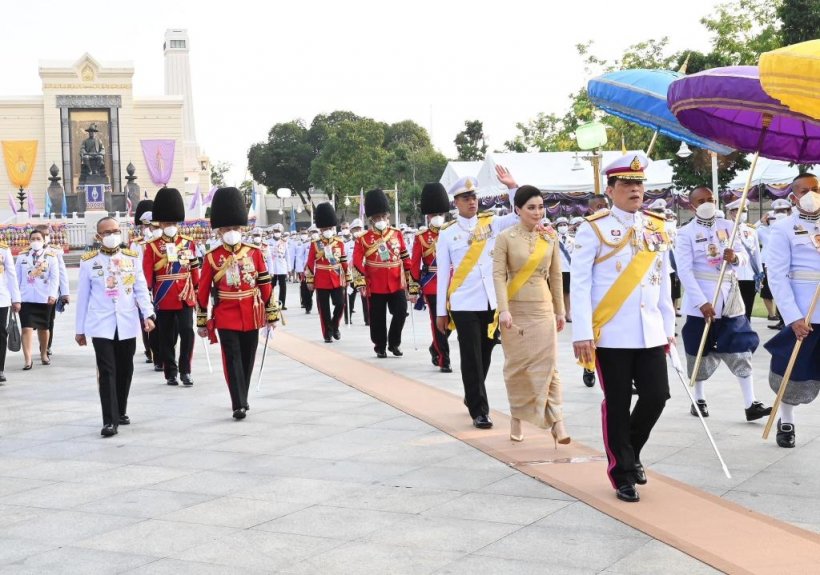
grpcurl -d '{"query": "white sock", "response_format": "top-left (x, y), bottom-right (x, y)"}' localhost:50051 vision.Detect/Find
top-left (779, 404), bottom-right (795, 425)
top-left (737, 375), bottom-right (755, 409)
top-left (694, 381), bottom-right (706, 402)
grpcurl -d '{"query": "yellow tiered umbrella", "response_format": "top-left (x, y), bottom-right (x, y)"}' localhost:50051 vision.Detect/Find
top-left (760, 39), bottom-right (820, 120)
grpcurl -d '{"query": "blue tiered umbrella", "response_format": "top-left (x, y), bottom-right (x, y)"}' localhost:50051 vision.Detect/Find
top-left (588, 68), bottom-right (734, 155)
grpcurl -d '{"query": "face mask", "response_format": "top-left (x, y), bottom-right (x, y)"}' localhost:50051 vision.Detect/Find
top-left (152, 228), bottom-right (163, 239)
top-left (557, 225), bottom-right (568, 235)
top-left (253, 236), bottom-right (262, 244)
top-left (799, 191), bottom-right (820, 213)
top-left (143, 228), bottom-right (153, 239)
top-left (322, 229), bottom-right (334, 239)
top-left (273, 233), bottom-right (281, 239)
top-left (374, 220), bottom-right (388, 231)
top-left (102, 234), bottom-right (121, 249)
top-left (353, 230), bottom-right (364, 238)
top-left (29, 241), bottom-right (44, 251)
top-left (695, 202), bottom-right (716, 220)
top-left (310, 233), bottom-right (320, 241)
top-left (738, 212), bottom-right (748, 223)
top-left (222, 230), bottom-right (241, 246)
top-left (163, 226), bottom-right (178, 237)
top-left (429, 215), bottom-right (445, 228)
top-left (300, 235), bottom-right (308, 242)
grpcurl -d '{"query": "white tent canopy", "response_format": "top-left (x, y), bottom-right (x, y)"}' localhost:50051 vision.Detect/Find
top-left (474, 151), bottom-right (674, 197)
top-left (439, 161), bottom-right (482, 192)
top-left (728, 156), bottom-right (801, 189)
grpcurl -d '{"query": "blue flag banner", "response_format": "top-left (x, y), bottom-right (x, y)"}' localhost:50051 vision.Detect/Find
top-left (84, 185), bottom-right (106, 210)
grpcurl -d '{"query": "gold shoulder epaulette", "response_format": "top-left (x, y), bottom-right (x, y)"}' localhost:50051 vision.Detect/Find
top-left (643, 210), bottom-right (665, 220)
top-left (440, 220), bottom-right (457, 231)
top-left (0, 241), bottom-right (8, 250)
top-left (585, 209), bottom-right (610, 222)
top-left (242, 242), bottom-right (259, 250)
top-left (121, 248), bottom-right (138, 258)
top-left (145, 236), bottom-right (160, 244)
top-left (205, 244), bottom-right (222, 255)
top-left (19, 247), bottom-right (31, 254)
top-left (180, 234), bottom-right (193, 241)
top-left (415, 229), bottom-right (427, 237)
top-left (81, 250), bottom-right (98, 261)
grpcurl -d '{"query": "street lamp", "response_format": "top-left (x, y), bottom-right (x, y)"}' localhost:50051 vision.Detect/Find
top-left (676, 141), bottom-right (693, 158)
top-left (276, 188), bottom-right (292, 199)
top-left (575, 121), bottom-right (608, 196)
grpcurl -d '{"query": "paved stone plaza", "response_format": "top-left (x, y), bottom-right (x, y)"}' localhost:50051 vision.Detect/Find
top-left (0, 269), bottom-right (818, 574)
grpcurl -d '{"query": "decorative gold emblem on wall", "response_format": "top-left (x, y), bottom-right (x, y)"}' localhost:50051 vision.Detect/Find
top-left (81, 64), bottom-right (95, 82)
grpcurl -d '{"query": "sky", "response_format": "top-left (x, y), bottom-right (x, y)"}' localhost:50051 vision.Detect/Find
top-left (0, 0), bottom-right (724, 187)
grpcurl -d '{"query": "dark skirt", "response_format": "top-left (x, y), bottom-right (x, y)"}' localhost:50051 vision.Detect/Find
top-left (562, 272), bottom-right (571, 294)
top-left (682, 315), bottom-right (760, 357)
top-left (759, 266), bottom-right (773, 299)
top-left (765, 324), bottom-right (820, 384)
top-left (20, 303), bottom-right (52, 330)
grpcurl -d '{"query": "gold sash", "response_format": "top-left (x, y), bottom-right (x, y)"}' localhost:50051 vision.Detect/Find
top-left (210, 246), bottom-right (251, 282)
top-left (506, 236), bottom-right (549, 300)
top-left (446, 217), bottom-right (494, 334)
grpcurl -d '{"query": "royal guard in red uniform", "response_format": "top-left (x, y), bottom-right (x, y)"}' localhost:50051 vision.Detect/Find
top-left (353, 188), bottom-right (419, 358)
top-left (196, 187), bottom-right (279, 420)
top-left (411, 183), bottom-right (453, 373)
top-left (142, 187), bottom-right (201, 386)
top-left (306, 202), bottom-right (351, 343)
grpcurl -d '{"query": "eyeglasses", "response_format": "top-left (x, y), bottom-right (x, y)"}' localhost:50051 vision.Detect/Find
top-left (98, 229), bottom-right (121, 237)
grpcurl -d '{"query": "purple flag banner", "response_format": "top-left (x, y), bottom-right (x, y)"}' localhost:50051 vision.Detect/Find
top-left (204, 185), bottom-right (217, 205)
top-left (140, 139), bottom-right (176, 186)
top-left (7, 191), bottom-right (16, 215)
top-left (27, 194), bottom-right (36, 214)
top-left (189, 184), bottom-right (201, 210)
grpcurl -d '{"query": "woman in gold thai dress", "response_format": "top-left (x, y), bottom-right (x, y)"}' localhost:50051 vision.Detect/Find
top-left (492, 185), bottom-right (569, 446)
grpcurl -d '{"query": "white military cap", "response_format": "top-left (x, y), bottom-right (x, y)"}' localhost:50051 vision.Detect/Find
top-left (555, 216), bottom-right (569, 224)
top-left (448, 176), bottom-right (479, 198)
top-left (725, 198), bottom-right (746, 211)
top-left (272, 223), bottom-right (284, 232)
top-left (715, 209), bottom-right (726, 219)
top-left (139, 211), bottom-right (153, 224)
top-left (771, 198), bottom-right (792, 210)
top-left (570, 216), bottom-right (585, 225)
top-left (603, 153), bottom-right (649, 181)
top-left (350, 218), bottom-right (363, 229)
top-left (648, 198), bottom-right (667, 211)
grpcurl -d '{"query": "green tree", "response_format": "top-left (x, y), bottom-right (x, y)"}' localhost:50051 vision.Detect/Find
top-left (210, 160), bottom-right (231, 188)
top-left (310, 118), bottom-right (389, 210)
top-left (247, 120), bottom-right (315, 210)
top-left (778, 0), bottom-right (820, 45)
top-left (454, 120), bottom-right (488, 160)
top-left (308, 111), bottom-right (364, 155)
top-left (700, 0), bottom-right (782, 65)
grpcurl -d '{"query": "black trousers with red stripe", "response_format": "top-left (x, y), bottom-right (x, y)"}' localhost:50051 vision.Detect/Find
top-left (317, 287), bottom-right (345, 339)
top-left (596, 346), bottom-right (669, 488)
top-left (157, 306), bottom-right (195, 379)
top-left (217, 328), bottom-right (258, 411)
top-left (424, 294), bottom-right (450, 368)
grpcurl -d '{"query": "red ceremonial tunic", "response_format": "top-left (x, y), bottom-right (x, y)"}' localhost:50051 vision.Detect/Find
top-left (410, 228), bottom-right (441, 296)
top-left (352, 227), bottom-right (418, 295)
top-left (142, 234), bottom-right (201, 310)
top-left (196, 243), bottom-right (278, 331)
top-left (305, 237), bottom-right (351, 290)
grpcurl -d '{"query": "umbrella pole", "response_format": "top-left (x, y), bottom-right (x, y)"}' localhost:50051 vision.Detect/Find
top-left (645, 131), bottom-right (659, 158)
top-left (762, 283), bottom-right (820, 440)
top-left (688, 115), bottom-right (771, 388)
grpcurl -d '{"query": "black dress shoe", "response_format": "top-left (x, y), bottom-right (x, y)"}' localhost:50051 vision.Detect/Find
top-left (388, 345), bottom-right (403, 357)
top-left (333, 329), bottom-right (341, 340)
top-left (616, 484), bottom-right (640, 502)
top-left (429, 345), bottom-right (439, 367)
top-left (634, 463), bottom-right (647, 485)
top-left (690, 399), bottom-right (709, 417)
top-left (100, 424), bottom-right (118, 437)
top-left (440, 365), bottom-right (453, 373)
top-left (776, 419), bottom-right (795, 448)
top-left (232, 408), bottom-right (247, 420)
top-left (768, 322), bottom-right (785, 330)
top-left (0, 372), bottom-right (6, 383)
top-left (324, 336), bottom-right (333, 343)
top-left (166, 378), bottom-right (179, 386)
top-left (582, 369), bottom-right (596, 388)
top-left (473, 414), bottom-right (493, 429)
top-left (154, 365), bottom-right (164, 372)
top-left (745, 401), bottom-right (772, 422)
top-left (118, 415), bottom-right (130, 425)
top-left (375, 348), bottom-right (387, 358)
top-left (144, 357), bottom-right (153, 364)
top-left (180, 374), bottom-right (194, 387)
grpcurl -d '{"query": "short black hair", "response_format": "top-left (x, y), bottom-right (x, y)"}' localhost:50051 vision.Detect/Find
top-left (96, 216), bottom-right (119, 232)
top-left (792, 172), bottom-right (817, 183)
top-left (513, 185), bottom-right (543, 209)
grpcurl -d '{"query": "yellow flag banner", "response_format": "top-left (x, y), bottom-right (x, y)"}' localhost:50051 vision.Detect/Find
top-left (2, 141), bottom-right (38, 189)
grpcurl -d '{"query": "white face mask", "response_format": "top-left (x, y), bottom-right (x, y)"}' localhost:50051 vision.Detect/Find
top-left (429, 215), bottom-right (445, 228)
top-left (252, 236), bottom-right (262, 244)
top-left (29, 240), bottom-right (44, 252)
top-left (374, 220), bottom-right (388, 231)
top-left (143, 228), bottom-right (153, 240)
top-left (300, 235), bottom-right (308, 242)
top-left (310, 232), bottom-right (320, 241)
top-left (273, 232), bottom-right (281, 239)
top-left (222, 230), bottom-right (242, 246)
top-left (152, 228), bottom-right (163, 239)
top-left (353, 230), bottom-right (364, 238)
top-left (322, 229), bottom-right (334, 239)
top-left (101, 234), bottom-right (121, 249)
top-left (557, 225), bottom-right (568, 235)
top-left (695, 202), bottom-right (716, 220)
top-left (163, 225), bottom-right (178, 237)
top-left (738, 212), bottom-right (748, 223)
top-left (799, 191), bottom-right (820, 214)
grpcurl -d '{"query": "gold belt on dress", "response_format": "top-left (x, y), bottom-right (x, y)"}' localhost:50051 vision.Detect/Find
top-left (218, 288), bottom-right (258, 300)
top-left (156, 273), bottom-right (188, 281)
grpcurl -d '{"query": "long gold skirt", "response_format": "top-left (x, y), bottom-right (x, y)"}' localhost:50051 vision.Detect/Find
top-left (500, 300), bottom-right (562, 428)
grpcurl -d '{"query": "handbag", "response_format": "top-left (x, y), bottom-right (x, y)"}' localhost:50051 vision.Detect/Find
top-left (7, 312), bottom-right (21, 352)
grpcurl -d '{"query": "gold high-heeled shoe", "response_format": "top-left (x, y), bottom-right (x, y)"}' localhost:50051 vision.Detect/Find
top-left (550, 420), bottom-right (571, 448)
top-left (510, 417), bottom-right (524, 442)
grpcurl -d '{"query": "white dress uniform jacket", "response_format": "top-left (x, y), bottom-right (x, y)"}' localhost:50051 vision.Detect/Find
top-left (735, 222), bottom-right (762, 281)
top-left (0, 246), bottom-right (21, 307)
top-left (294, 241), bottom-right (310, 275)
top-left (75, 249), bottom-right (154, 340)
top-left (764, 212), bottom-right (820, 325)
top-left (674, 217), bottom-right (747, 318)
top-left (269, 239), bottom-right (293, 275)
top-left (570, 207), bottom-right (676, 348)
top-left (16, 249), bottom-right (59, 303)
top-left (46, 246), bottom-right (69, 298)
top-left (436, 212), bottom-right (518, 315)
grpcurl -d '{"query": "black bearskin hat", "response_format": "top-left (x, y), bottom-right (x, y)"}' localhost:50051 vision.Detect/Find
top-left (364, 188), bottom-right (390, 218)
top-left (314, 202), bottom-right (338, 228)
top-left (151, 187), bottom-right (185, 222)
top-left (134, 200), bottom-right (153, 226)
top-left (420, 183), bottom-right (450, 215)
top-left (210, 187), bottom-right (248, 228)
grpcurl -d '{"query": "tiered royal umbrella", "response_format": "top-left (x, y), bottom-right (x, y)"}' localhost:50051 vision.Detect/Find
top-left (588, 68), bottom-right (734, 155)
top-left (668, 65), bottom-right (820, 439)
top-left (760, 39), bottom-right (820, 120)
